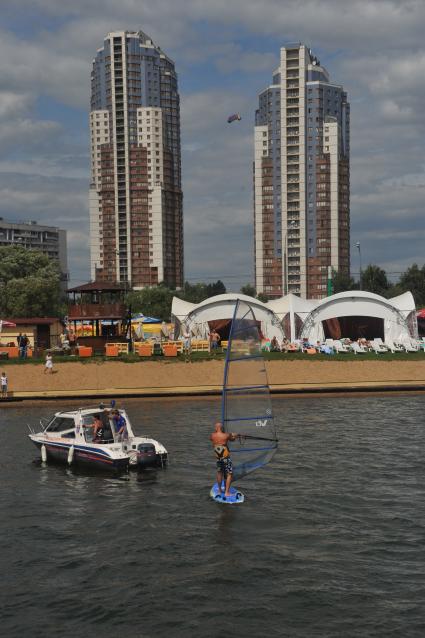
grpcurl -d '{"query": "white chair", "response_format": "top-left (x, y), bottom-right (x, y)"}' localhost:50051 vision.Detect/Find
top-left (386, 341), bottom-right (404, 353)
top-left (351, 342), bottom-right (367, 355)
top-left (371, 341), bottom-right (387, 354)
top-left (334, 340), bottom-right (350, 353)
top-left (373, 338), bottom-right (389, 351)
top-left (401, 339), bottom-right (419, 353)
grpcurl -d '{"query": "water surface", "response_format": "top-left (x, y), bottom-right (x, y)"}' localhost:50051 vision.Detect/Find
top-left (1, 395), bottom-right (425, 637)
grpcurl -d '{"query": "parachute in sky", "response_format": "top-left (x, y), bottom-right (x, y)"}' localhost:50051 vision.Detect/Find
top-left (227, 113), bottom-right (242, 124)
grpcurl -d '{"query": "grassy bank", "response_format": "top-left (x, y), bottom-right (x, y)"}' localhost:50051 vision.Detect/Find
top-left (2, 349), bottom-right (425, 366)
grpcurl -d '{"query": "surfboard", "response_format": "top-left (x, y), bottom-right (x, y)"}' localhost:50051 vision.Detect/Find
top-left (210, 482), bottom-right (245, 504)
top-left (209, 299), bottom-right (278, 504)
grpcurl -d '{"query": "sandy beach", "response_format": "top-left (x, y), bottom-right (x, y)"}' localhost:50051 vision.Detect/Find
top-left (2, 359), bottom-right (425, 399)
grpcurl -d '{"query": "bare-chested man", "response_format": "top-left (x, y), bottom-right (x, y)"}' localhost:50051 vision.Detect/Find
top-left (210, 422), bottom-right (238, 497)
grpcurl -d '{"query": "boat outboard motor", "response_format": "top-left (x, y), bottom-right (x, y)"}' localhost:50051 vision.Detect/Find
top-left (137, 443), bottom-right (157, 469)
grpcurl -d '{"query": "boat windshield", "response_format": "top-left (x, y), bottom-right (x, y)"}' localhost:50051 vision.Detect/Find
top-left (45, 417), bottom-right (75, 433)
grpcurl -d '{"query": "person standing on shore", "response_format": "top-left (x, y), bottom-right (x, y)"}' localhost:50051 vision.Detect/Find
top-left (22, 334), bottom-right (29, 359)
top-left (17, 333), bottom-right (24, 358)
top-left (1, 372), bottom-right (7, 398)
top-left (210, 329), bottom-right (220, 356)
top-left (44, 353), bottom-right (53, 374)
top-left (182, 326), bottom-right (192, 363)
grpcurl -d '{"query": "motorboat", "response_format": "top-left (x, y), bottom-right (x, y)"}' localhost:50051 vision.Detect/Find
top-left (28, 406), bottom-right (168, 472)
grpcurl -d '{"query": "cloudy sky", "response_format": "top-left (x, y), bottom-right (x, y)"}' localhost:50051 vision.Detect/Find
top-left (0, 0), bottom-right (424, 290)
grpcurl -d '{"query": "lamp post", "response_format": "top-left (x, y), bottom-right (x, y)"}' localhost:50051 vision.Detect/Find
top-left (355, 241), bottom-right (362, 290)
top-left (284, 220), bottom-right (296, 296)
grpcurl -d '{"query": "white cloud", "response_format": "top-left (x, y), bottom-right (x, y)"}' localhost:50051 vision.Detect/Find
top-left (0, 0), bottom-right (425, 287)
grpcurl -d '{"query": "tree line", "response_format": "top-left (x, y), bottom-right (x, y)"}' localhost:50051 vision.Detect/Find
top-left (2, 245), bottom-right (425, 319)
top-left (332, 264), bottom-right (425, 306)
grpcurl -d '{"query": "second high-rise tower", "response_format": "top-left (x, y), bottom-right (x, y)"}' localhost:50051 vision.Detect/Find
top-left (254, 43), bottom-right (350, 299)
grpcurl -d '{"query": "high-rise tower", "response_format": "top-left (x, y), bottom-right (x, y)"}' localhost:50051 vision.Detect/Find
top-left (89, 31), bottom-right (183, 289)
top-left (254, 43), bottom-right (350, 299)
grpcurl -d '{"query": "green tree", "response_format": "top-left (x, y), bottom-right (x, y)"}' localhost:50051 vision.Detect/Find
top-left (0, 245), bottom-right (63, 317)
top-left (257, 292), bottom-right (269, 303)
top-left (361, 264), bottom-right (389, 297)
top-left (331, 268), bottom-right (357, 294)
top-left (397, 263), bottom-right (425, 306)
top-left (125, 286), bottom-right (174, 321)
top-left (240, 284), bottom-right (256, 297)
top-left (177, 280), bottom-right (226, 304)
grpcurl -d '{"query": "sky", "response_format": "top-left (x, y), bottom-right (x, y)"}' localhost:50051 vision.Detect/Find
top-left (0, 0), bottom-right (424, 291)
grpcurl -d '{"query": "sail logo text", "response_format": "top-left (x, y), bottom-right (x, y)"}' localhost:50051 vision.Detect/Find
top-left (255, 419), bottom-right (268, 427)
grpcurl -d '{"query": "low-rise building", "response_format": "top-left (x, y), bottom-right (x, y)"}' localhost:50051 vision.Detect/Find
top-left (0, 218), bottom-right (68, 283)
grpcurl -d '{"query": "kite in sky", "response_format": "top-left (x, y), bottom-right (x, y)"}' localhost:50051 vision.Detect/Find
top-left (227, 113), bottom-right (242, 123)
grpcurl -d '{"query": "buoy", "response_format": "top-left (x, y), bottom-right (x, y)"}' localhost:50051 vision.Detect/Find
top-left (41, 445), bottom-right (47, 463)
top-left (67, 445), bottom-right (74, 465)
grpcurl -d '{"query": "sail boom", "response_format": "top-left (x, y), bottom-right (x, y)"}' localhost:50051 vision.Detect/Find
top-left (224, 415), bottom-right (274, 422)
top-left (228, 354), bottom-right (264, 363)
top-left (224, 384), bottom-right (269, 392)
top-left (231, 446), bottom-right (277, 453)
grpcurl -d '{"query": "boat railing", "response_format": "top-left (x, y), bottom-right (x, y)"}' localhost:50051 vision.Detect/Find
top-left (39, 417), bottom-right (50, 431)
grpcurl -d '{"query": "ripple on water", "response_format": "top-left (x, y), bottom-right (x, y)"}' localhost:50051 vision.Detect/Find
top-left (1, 395), bottom-right (425, 637)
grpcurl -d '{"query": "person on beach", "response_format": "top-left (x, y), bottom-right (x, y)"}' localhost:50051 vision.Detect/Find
top-left (17, 333), bottom-right (24, 358)
top-left (182, 326), bottom-right (191, 363)
top-left (44, 353), bottom-right (53, 374)
top-left (210, 422), bottom-right (237, 497)
top-left (112, 410), bottom-right (127, 441)
top-left (1, 372), bottom-right (7, 398)
top-left (210, 329), bottom-right (220, 355)
top-left (22, 334), bottom-right (29, 358)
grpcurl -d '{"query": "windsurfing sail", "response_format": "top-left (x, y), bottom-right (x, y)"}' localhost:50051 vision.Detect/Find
top-left (222, 299), bottom-right (278, 481)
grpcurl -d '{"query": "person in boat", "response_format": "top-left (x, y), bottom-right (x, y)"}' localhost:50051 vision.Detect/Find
top-left (90, 415), bottom-right (104, 442)
top-left (112, 409), bottom-right (127, 441)
top-left (210, 422), bottom-right (238, 497)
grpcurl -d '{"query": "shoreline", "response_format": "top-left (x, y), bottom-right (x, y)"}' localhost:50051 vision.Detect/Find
top-left (1, 359), bottom-right (425, 402)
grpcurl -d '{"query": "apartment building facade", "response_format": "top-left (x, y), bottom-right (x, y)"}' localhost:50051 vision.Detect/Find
top-left (90, 30), bottom-right (183, 289)
top-left (254, 44), bottom-right (350, 299)
top-left (0, 218), bottom-right (68, 281)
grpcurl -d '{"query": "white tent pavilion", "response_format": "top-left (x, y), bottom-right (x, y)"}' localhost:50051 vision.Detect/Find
top-left (171, 290), bottom-right (417, 345)
top-left (171, 294), bottom-right (285, 342)
top-left (299, 291), bottom-right (416, 344)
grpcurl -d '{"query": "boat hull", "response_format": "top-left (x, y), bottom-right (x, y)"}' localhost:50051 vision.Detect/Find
top-left (31, 439), bottom-right (129, 472)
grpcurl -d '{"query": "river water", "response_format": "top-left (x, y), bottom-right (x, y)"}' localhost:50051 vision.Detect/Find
top-left (1, 394), bottom-right (425, 637)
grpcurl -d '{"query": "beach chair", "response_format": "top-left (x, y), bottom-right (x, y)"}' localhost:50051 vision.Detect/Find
top-left (333, 340), bottom-right (350, 353)
top-left (319, 344), bottom-right (333, 355)
top-left (371, 341), bottom-right (387, 354)
top-left (351, 342), bottom-right (367, 355)
top-left (373, 338), bottom-right (388, 351)
top-left (287, 342), bottom-right (300, 352)
top-left (401, 339), bottom-right (419, 353)
top-left (385, 341), bottom-right (404, 353)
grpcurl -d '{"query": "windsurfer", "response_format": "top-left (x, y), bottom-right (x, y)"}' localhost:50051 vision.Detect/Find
top-left (210, 422), bottom-right (237, 497)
